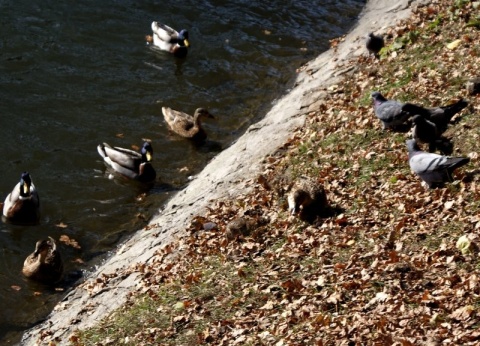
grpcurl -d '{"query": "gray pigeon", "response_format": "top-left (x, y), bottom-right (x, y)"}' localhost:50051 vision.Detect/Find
top-left (366, 33), bottom-right (384, 56)
top-left (402, 99), bottom-right (468, 134)
top-left (371, 91), bottom-right (412, 130)
top-left (406, 139), bottom-right (469, 188)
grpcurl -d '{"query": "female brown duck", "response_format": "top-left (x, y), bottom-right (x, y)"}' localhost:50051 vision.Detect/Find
top-left (23, 236), bottom-right (63, 284)
top-left (162, 107), bottom-right (214, 142)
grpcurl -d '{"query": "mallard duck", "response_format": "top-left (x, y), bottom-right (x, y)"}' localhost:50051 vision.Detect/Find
top-left (2, 172), bottom-right (40, 225)
top-left (97, 142), bottom-right (157, 183)
top-left (23, 236), bottom-right (63, 284)
top-left (150, 21), bottom-right (190, 58)
top-left (162, 107), bottom-right (214, 142)
top-left (287, 176), bottom-right (328, 217)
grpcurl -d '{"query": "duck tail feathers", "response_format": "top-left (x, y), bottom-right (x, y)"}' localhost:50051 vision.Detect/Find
top-left (97, 144), bottom-right (107, 159)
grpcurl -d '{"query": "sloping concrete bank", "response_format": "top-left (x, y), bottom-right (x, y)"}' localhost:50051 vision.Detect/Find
top-left (22, 1), bottom-right (421, 344)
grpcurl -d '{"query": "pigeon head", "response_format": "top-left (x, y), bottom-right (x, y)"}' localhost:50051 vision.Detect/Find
top-left (371, 91), bottom-right (387, 102)
top-left (406, 139), bottom-right (420, 153)
top-left (371, 92), bottom-right (388, 108)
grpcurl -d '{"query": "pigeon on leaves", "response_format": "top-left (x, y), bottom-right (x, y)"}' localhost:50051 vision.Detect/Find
top-left (371, 92), bottom-right (412, 130)
top-left (406, 139), bottom-right (469, 188)
top-left (366, 33), bottom-right (384, 57)
top-left (412, 114), bottom-right (444, 153)
top-left (402, 99), bottom-right (468, 134)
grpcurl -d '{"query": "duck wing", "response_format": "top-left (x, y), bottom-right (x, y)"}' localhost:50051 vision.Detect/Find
top-left (98, 143), bottom-right (141, 169)
top-left (151, 22), bottom-right (179, 42)
top-left (3, 182), bottom-right (21, 216)
top-left (162, 107), bottom-right (195, 132)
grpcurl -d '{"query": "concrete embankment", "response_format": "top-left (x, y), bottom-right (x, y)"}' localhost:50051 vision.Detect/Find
top-left (21, 1), bottom-right (420, 344)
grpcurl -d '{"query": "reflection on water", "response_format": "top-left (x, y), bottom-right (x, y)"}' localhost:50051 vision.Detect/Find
top-left (0, 0), bottom-right (364, 343)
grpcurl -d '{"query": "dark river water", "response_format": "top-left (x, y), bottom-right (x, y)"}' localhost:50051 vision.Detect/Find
top-left (0, 0), bottom-right (364, 343)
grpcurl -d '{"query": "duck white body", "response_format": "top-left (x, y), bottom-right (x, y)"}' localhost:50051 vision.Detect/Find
top-left (151, 21), bottom-right (189, 58)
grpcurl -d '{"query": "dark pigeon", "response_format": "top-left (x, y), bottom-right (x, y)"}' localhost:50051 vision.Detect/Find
top-left (412, 115), bottom-right (440, 152)
top-left (371, 91), bottom-right (412, 130)
top-left (366, 33), bottom-right (384, 56)
top-left (402, 99), bottom-right (468, 134)
top-left (406, 139), bottom-right (469, 188)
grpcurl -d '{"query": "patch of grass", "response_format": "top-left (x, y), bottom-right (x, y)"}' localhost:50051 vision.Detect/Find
top-left (76, 255), bottom-right (274, 345)
top-left (428, 14), bottom-right (444, 31)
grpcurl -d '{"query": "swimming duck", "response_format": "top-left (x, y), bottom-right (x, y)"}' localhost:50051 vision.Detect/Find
top-left (23, 236), bottom-right (63, 284)
top-left (162, 107), bottom-right (214, 142)
top-left (97, 142), bottom-right (157, 183)
top-left (149, 21), bottom-right (190, 58)
top-left (2, 172), bottom-right (40, 225)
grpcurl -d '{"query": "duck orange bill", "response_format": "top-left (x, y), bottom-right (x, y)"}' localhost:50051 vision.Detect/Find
top-left (184, 39), bottom-right (190, 47)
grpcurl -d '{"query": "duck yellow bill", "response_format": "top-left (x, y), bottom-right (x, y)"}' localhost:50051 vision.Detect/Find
top-left (184, 39), bottom-right (190, 47)
top-left (146, 152), bottom-right (152, 161)
top-left (23, 182), bottom-right (29, 194)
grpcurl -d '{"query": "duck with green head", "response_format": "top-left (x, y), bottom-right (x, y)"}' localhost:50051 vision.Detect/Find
top-left (97, 141), bottom-right (157, 183)
top-left (148, 21), bottom-right (190, 58)
top-left (2, 172), bottom-right (40, 225)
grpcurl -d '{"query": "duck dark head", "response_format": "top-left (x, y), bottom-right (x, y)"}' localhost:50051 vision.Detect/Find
top-left (178, 29), bottom-right (189, 40)
top-left (196, 108), bottom-right (215, 119)
top-left (33, 238), bottom-right (54, 257)
top-left (178, 29), bottom-right (190, 47)
top-left (141, 142), bottom-right (154, 162)
top-left (20, 172), bottom-right (32, 197)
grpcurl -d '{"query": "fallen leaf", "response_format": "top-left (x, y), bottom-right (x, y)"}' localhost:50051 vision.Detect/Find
top-left (456, 235), bottom-right (471, 255)
top-left (446, 39), bottom-right (462, 50)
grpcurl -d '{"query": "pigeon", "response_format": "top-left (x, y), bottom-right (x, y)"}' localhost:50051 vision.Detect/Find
top-left (371, 91), bottom-right (412, 130)
top-left (287, 176), bottom-right (328, 220)
top-left (402, 99), bottom-right (468, 134)
top-left (406, 139), bottom-right (469, 188)
top-left (366, 33), bottom-right (384, 56)
top-left (412, 114), bottom-right (440, 152)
